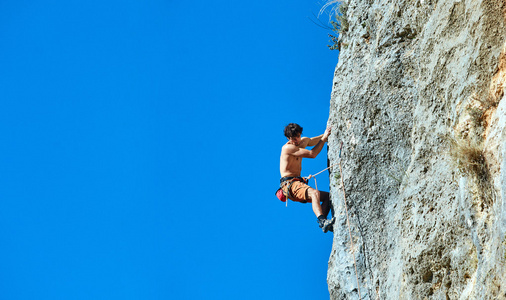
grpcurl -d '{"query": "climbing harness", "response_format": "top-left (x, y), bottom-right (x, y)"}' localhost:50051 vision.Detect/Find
top-left (277, 176), bottom-right (309, 207)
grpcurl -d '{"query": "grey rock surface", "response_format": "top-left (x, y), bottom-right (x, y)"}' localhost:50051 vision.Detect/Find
top-left (326, 0), bottom-right (506, 299)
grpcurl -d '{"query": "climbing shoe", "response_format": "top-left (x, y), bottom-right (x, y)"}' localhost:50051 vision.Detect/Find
top-left (318, 217), bottom-right (335, 233)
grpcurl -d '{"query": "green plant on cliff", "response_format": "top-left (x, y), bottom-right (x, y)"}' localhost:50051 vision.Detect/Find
top-left (320, 1), bottom-right (349, 50)
top-left (334, 172), bottom-right (341, 181)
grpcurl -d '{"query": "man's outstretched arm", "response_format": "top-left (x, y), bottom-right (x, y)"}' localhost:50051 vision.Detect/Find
top-left (306, 134), bottom-right (324, 147)
top-left (287, 127), bottom-right (331, 158)
top-left (306, 125), bottom-right (332, 147)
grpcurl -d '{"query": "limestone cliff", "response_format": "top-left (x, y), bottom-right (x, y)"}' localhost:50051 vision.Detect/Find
top-left (326, 0), bottom-right (506, 299)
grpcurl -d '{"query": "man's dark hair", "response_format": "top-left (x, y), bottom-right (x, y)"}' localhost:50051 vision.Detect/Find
top-left (284, 123), bottom-right (303, 138)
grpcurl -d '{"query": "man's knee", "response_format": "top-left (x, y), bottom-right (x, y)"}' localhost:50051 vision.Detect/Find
top-left (307, 188), bottom-right (320, 201)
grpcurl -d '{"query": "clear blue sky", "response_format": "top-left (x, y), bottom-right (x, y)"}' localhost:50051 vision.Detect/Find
top-left (0, 1), bottom-right (339, 299)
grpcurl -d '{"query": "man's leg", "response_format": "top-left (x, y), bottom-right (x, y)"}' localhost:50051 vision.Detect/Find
top-left (308, 188), bottom-right (335, 233)
top-left (320, 191), bottom-right (331, 218)
top-left (307, 188), bottom-right (322, 217)
top-left (308, 189), bottom-right (331, 218)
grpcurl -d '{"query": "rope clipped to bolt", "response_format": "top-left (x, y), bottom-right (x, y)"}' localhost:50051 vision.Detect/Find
top-left (307, 141), bottom-right (362, 300)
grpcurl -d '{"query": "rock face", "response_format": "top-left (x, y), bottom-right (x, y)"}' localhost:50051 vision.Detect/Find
top-left (326, 0), bottom-right (506, 299)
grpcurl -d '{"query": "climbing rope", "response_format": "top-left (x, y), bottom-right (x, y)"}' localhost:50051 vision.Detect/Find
top-left (307, 141), bottom-right (362, 300)
top-left (307, 161), bottom-right (339, 190)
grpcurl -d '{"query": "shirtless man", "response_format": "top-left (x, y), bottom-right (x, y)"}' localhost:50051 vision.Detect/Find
top-left (279, 123), bottom-right (335, 233)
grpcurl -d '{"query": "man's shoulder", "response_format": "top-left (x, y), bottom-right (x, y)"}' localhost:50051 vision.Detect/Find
top-left (299, 137), bottom-right (310, 148)
top-left (281, 143), bottom-right (299, 155)
top-left (282, 143), bottom-right (297, 150)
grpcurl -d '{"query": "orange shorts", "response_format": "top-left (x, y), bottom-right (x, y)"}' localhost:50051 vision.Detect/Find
top-left (283, 180), bottom-right (312, 203)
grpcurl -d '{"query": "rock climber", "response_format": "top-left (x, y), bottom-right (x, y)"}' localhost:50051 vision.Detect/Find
top-left (278, 123), bottom-right (335, 233)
